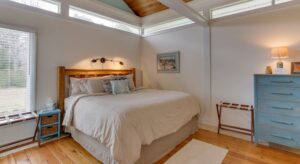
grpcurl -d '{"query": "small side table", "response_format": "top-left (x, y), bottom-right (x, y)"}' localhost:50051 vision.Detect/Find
top-left (37, 109), bottom-right (61, 146)
top-left (216, 102), bottom-right (254, 142)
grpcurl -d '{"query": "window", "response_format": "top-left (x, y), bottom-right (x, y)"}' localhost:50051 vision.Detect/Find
top-left (211, 0), bottom-right (272, 19)
top-left (9, 0), bottom-right (60, 13)
top-left (275, 0), bottom-right (293, 4)
top-left (69, 6), bottom-right (141, 35)
top-left (143, 17), bottom-right (194, 36)
top-left (0, 25), bottom-right (36, 115)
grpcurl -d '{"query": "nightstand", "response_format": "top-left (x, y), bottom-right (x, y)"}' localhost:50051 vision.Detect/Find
top-left (37, 109), bottom-right (61, 146)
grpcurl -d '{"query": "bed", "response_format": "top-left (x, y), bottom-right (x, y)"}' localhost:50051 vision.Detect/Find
top-left (57, 67), bottom-right (200, 164)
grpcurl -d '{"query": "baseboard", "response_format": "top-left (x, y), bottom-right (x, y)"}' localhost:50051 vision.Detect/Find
top-left (198, 122), bottom-right (252, 141)
top-left (0, 134), bottom-right (70, 157)
top-left (0, 142), bottom-right (38, 157)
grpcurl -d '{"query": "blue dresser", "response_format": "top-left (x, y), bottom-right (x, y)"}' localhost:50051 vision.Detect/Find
top-left (254, 75), bottom-right (300, 148)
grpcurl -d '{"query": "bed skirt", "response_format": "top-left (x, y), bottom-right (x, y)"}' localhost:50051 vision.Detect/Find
top-left (70, 116), bottom-right (198, 164)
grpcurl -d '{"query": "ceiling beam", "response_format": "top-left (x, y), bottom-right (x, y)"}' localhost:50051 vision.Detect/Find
top-left (158, 0), bottom-right (208, 26)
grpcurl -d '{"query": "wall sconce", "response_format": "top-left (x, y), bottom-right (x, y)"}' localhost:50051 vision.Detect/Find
top-left (91, 57), bottom-right (124, 65)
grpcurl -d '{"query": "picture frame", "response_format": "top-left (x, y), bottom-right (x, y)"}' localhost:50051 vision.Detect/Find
top-left (291, 62), bottom-right (300, 74)
top-left (157, 51), bottom-right (180, 73)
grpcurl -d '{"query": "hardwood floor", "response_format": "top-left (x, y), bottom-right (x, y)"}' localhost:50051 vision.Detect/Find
top-left (0, 137), bottom-right (101, 164)
top-left (1, 129), bottom-right (300, 164)
top-left (157, 129), bottom-right (300, 164)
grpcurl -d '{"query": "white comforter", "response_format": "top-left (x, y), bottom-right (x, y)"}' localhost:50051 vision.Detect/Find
top-left (63, 89), bottom-right (200, 164)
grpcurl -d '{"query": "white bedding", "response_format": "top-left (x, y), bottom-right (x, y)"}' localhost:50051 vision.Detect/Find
top-left (63, 89), bottom-right (200, 164)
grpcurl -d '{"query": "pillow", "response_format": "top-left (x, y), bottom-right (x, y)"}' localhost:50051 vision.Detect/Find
top-left (102, 76), bottom-right (127, 93)
top-left (111, 79), bottom-right (130, 95)
top-left (69, 78), bottom-right (89, 96)
top-left (86, 75), bottom-right (112, 94)
top-left (126, 74), bottom-right (136, 90)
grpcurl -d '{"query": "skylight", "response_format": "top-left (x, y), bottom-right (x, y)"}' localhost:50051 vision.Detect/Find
top-left (69, 6), bottom-right (141, 35)
top-left (10, 0), bottom-right (60, 13)
top-left (143, 17), bottom-right (194, 36)
top-left (211, 0), bottom-right (272, 19)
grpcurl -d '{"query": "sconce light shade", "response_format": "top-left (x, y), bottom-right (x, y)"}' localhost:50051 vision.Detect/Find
top-left (271, 47), bottom-right (289, 59)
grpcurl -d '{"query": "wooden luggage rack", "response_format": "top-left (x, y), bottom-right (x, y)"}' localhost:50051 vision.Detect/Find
top-left (216, 102), bottom-right (254, 142)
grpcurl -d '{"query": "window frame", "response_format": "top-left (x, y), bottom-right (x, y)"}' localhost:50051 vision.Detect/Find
top-left (0, 23), bottom-right (37, 113)
top-left (210, 0), bottom-right (273, 19)
top-left (142, 17), bottom-right (195, 37)
top-left (9, 0), bottom-right (61, 14)
top-left (69, 5), bottom-right (141, 35)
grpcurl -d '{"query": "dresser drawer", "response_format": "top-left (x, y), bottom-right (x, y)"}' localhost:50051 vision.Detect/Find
top-left (257, 100), bottom-right (300, 116)
top-left (257, 113), bottom-right (300, 130)
top-left (257, 86), bottom-right (300, 102)
top-left (256, 76), bottom-right (300, 87)
top-left (41, 114), bottom-right (58, 125)
top-left (41, 125), bottom-right (58, 136)
top-left (256, 126), bottom-right (300, 148)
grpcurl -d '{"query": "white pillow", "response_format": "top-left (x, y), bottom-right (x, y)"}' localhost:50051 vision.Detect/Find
top-left (126, 74), bottom-right (136, 90)
top-left (86, 75), bottom-right (112, 94)
top-left (69, 78), bottom-right (89, 96)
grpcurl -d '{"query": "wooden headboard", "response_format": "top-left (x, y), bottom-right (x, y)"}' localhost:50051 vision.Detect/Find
top-left (57, 66), bottom-right (136, 119)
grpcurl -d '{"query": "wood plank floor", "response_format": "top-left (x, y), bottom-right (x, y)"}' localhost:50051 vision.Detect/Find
top-left (1, 129), bottom-right (300, 164)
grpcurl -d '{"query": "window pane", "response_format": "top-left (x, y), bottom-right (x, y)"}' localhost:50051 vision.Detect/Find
top-left (10, 0), bottom-right (60, 13)
top-left (275, 0), bottom-right (293, 4)
top-left (211, 0), bottom-right (272, 19)
top-left (0, 27), bottom-right (31, 114)
top-left (69, 6), bottom-right (141, 35)
top-left (143, 17), bottom-right (194, 36)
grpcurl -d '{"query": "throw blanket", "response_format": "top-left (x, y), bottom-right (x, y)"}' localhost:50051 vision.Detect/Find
top-left (63, 89), bottom-right (200, 164)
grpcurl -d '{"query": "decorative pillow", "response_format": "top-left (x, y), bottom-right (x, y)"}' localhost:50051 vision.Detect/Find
top-left (69, 78), bottom-right (89, 96)
top-left (111, 79), bottom-right (130, 95)
top-left (86, 75), bottom-right (112, 94)
top-left (102, 76), bottom-right (127, 93)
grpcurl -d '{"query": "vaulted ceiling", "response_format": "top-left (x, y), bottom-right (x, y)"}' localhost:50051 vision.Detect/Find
top-left (124, 0), bottom-right (192, 17)
top-left (97, 0), bottom-right (192, 17)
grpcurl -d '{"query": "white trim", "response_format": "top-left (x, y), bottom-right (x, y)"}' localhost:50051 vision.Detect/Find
top-left (67, 0), bottom-right (140, 26)
top-left (209, 0), bottom-right (300, 23)
top-left (0, 143), bottom-right (38, 158)
top-left (9, 0), bottom-right (61, 14)
top-left (29, 32), bottom-right (37, 112)
top-left (68, 5), bottom-right (141, 35)
top-left (142, 23), bottom-right (196, 37)
top-left (210, 0), bottom-right (272, 19)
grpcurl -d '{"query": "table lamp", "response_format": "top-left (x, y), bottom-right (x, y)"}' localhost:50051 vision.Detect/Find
top-left (271, 47), bottom-right (289, 74)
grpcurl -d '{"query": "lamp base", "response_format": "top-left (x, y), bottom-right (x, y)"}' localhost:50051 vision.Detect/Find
top-left (273, 68), bottom-right (288, 74)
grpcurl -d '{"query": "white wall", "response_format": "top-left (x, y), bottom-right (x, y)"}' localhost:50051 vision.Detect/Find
top-left (0, 3), bottom-right (141, 109)
top-left (0, 3), bottom-right (141, 145)
top-left (141, 26), bottom-right (209, 124)
top-left (208, 6), bottom-right (300, 130)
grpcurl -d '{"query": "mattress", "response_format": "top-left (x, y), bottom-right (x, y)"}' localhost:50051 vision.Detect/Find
top-left (64, 89), bottom-right (200, 164)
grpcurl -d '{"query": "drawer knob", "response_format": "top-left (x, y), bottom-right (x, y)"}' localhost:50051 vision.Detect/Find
top-left (271, 106), bottom-right (294, 111)
top-left (271, 93), bottom-right (293, 96)
top-left (271, 133), bottom-right (293, 140)
top-left (271, 80), bottom-right (293, 84)
top-left (271, 120), bottom-right (294, 125)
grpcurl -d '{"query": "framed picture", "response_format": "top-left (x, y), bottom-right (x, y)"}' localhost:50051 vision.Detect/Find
top-left (157, 51), bottom-right (180, 73)
top-left (291, 62), bottom-right (300, 74)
